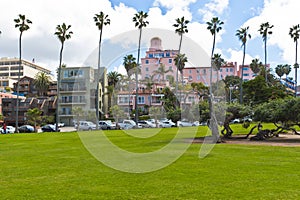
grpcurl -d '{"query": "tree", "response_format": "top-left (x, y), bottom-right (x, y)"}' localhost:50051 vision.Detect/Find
top-left (26, 108), bottom-right (42, 132)
top-left (110, 105), bottom-right (126, 129)
top-left (173, 16), bottom-right (189, 97)
top-left (105, 85), bottom-right (115, 111)
top-left (94, 11), bottom-right (111, 128)
top-left (72, 106), bottom-right (84, 131)
top-left (258, 22), bottom-right (274, 83)
top-left (34, 72), bottom-right (51, 96)
top-left (133, 11), bottom-right (149, 124)
top-left (14, 14), bottom-right (32, 132)
top-left (206, 17), bottom-right (224, 143)
top-left (283, 64), bottom-right (292, 79)
top-left (236, 26), bottom-right (251, 104)
top-left (54, 23), bottom-right (73, 132)
top-left (289, 24), bottom-right (300, 97)
top-left (250, 58), bottom-right (263, 75)
top-left (174, 53), bottom-right (188, 106)
top-left (107, 71), bottom-right (122, 87)
top-left (123, 54), bottom-right (137, 78)
top-left (153, 63), bottom-right (173, 82)
top-left (275, 64), bottom-right (285, 80)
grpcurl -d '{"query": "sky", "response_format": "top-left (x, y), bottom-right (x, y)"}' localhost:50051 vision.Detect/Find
top-left (0, 0), bottom-right (299, 79)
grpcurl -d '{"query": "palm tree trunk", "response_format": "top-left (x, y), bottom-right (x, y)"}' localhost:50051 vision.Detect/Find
top-left (96, 29), bottom-right (103, 129)
top-left (175, 34), bottom-right (183, 107)
top-left (135, 28), bottom-right (142, 123)
top-left (265, 38), bottom-right (267, 83)
top-left (209, 34), bottom-right (216, 95)
top-left (16, 32), bottom-right (22, 133)
top-left (56, 43), bottom-right (64, 132)
top-left (295, 40), bottom-right (298, 97)
top-left (240, 44), bottom-right (246, 104)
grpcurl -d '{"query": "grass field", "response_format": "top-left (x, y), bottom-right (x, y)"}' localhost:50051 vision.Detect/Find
top-left (1, 126), bottom-right (300, 199)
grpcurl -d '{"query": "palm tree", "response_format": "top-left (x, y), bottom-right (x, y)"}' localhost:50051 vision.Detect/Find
top-left (173, 16), bottom-right (189, 97)
top-left (258, 22), bottom-right (274, 83)
top-left (206, 17), bottom-right (224, 143)
top-left (123, 54), bottom-right (137, 117)
top-left (174, 53), bottom-right (188, 106)
top-left (54, 23), bottom-right (73, 132)
top-left (236, 26), bottom-right (251, 104)
top-left (133, 11), bottom-right (149, 123)
top-left (250, 58), bottom-right (263, 75)
top-left (289, 24), bottom-right (300, 96)
top-left (34, 72), bottom-right (51, 96)
top-left (108, 71), bottom-right (122, 87)
top-left (275, 64), bottom-right (285, 80)
top-left (283, 64), bottom-right (292, 79)
top-left (153, 63), bottom-right (173, 82)
top-left (26, 108), bottom-right (42, 132)
top-left (94, 11), bottom-right (110, 127)
top-left (105, 85), bottom-right (115, 111)
top-left (14, 14), bottom-right (32, 132)
top-left (212, 53), bottom-right (226, 82)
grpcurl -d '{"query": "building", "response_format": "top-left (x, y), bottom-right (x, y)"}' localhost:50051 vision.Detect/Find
top-left (13, 76), bottom-right (37, 97)
top-left (0, 57), bottom-right (53, 80)
top-left (141, 37), bottom-right (179, 82)
top-left (0, 77), bottom-right (17, 92)
top-left (0, 92), bottom-right (24, 115)
top-left (58, 66), bottom-right (107, 126)
top-left (2, 97), bottom-right (53, 126)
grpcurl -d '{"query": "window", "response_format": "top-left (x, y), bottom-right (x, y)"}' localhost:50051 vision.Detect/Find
top-left (220, 69), bottom-right (223, 72)
top-left (10, 66), bottom-right (23, 70)
top-left (197, 75), bottom-right (200, 81)
top-left (63, 69), bottom-right (84, 78)
top-left (226, 68), bottom-right (229, 72)
top-left (138, 96), bottom-right (145, 104)
top-left (188, 96), bottom-right (195, 102)
top-left (189, 69), bottom-right (192, 74)
top-left (189, 76), bottom-right (192, 81)
top-left (149, 53), bottom-right (153, 58)
top-left (0, 67), bottom-right (9, 71)
top-left (243, 73), bottom-right (249, 77)
top-left (119, 97), bottom-right (129, 104)
top-left (146, 67), bottom-right (149, 72)
top-left (145, 60), bottom-right (149, 64)
top-left (196, 69), bottom-right (200, 74)
top-left (169, 66), bottom-right (172, 71)
top-left (166, 52), bottom-right (170, 57)
top-left (168, 59), bottom-right (172, 64)
top-left (2, 81), bottom-right (8, 86)
top-left (203, 69), bottom-right (206, 74)
top-left (243, 67), bottom-right (249, 71)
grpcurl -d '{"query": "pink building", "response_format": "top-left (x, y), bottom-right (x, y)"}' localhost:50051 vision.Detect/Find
top-left (141, 37), bottom-right (178, 82)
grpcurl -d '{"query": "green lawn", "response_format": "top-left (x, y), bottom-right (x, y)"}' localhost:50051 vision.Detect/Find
top-left (1, 127), bottom-right (300, 199)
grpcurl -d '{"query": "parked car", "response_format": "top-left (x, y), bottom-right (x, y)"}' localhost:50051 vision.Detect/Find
top-left (0, 126), bottom-right (16, 133)
top-left (118, 120), bottom-right (142, 129)
top-left (176, 120), bottom-right (199, 127)
top-left (99, 120), bottom-right (116, 130)
top-left (242, 117), bottom-right (253, 122)
top-left (54, 122), bottom-right (65, 127)
top-left (77, 121), bottom-right (97, 131)
top-left (231, 118), bottom-right (241, 124)
top-left (138, 120), bottom-right (156, 128)
top-left (41, 124), bottom-right (60, 132)
top-left (18, 125), bottom-right (35, 133)
top-left (159, 119), bottom-right (176, 127)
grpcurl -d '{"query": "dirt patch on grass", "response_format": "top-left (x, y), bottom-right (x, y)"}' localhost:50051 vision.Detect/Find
top-left (192, 134), bottom-right (300, 147)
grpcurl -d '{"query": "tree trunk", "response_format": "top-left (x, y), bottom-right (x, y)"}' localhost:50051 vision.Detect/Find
top-left (135, 28), bottom-right (142, 124)
top-left (56, 42), bottom-right (64, 132)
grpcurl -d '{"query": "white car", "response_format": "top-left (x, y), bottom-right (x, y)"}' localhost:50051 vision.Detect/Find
top-left (99, 120), bottom-right (116, 130)
top-left (77, 121), bottom-right (97, 131)
top-left (159, 120), bottom-right (175, 128)
top-left (177, 120), bottom-right (199, 127)
top-left (138, 120), bottom-right (156, 128)
top-left (0, 126), bottom-right (16, 133)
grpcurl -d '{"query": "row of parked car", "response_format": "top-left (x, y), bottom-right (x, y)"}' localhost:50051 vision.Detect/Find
top-left (0, 124), bottom-right (61, 133)
top-left (73, 118), bottom-right (203, 131)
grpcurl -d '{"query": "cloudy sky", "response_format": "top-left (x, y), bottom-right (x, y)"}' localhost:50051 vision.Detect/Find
top-left (0, 0), bottom-right (299, 79)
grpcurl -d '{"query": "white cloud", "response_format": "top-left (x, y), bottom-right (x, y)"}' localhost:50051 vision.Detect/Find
top-left (225, 48), bottom-right (256, 68)
top-left (198, 0), bottom-right (229, 22)
top-left (153, 0), bottom-right (197, 10)
top-left (242, 0), bottom-right (300, 65)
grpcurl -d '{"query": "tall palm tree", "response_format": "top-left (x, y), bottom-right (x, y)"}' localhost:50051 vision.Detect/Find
top-left (236, 26), bottom-right (251, 104)
top-left (123, 54), bottom-right (137, 78)
top-left (105, 85), bottom-right (115, 111)
top-left (283, 64), bottom-right (292, 79)
top-left (14, 14), bottom-right (32, 132)
top-left (289, 24), bottom-right (300, 96)
top-left (275, 64), bottom-right (285, 80)
top-left (174, 53), bottom-right (188, 106)
top-left (250, 58), bottom-right (263, 75)
top-left (133, 11), bottom-right (149, 123)
top-left (94, 11), bottom-right (110, 127)
top-left (173, 16), bottom-right (189, 98)
top-left (54, 23), bottom-right (73, 132)
top-left (206, 17), bottom-right (224, 143)
top-left (258, 22), bottom-right (274, 83)
top-left (212, 53), bottom-right (226, 82)
top-left (34, 72), bottom-right (51, 96)
top-left (107, 71), bottom-right (122, 87)
top-left (153, 63), bottom-right (173, 82)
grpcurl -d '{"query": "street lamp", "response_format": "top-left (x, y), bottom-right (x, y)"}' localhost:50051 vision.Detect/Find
top-left (229, 85), bottom-right (238, 103)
